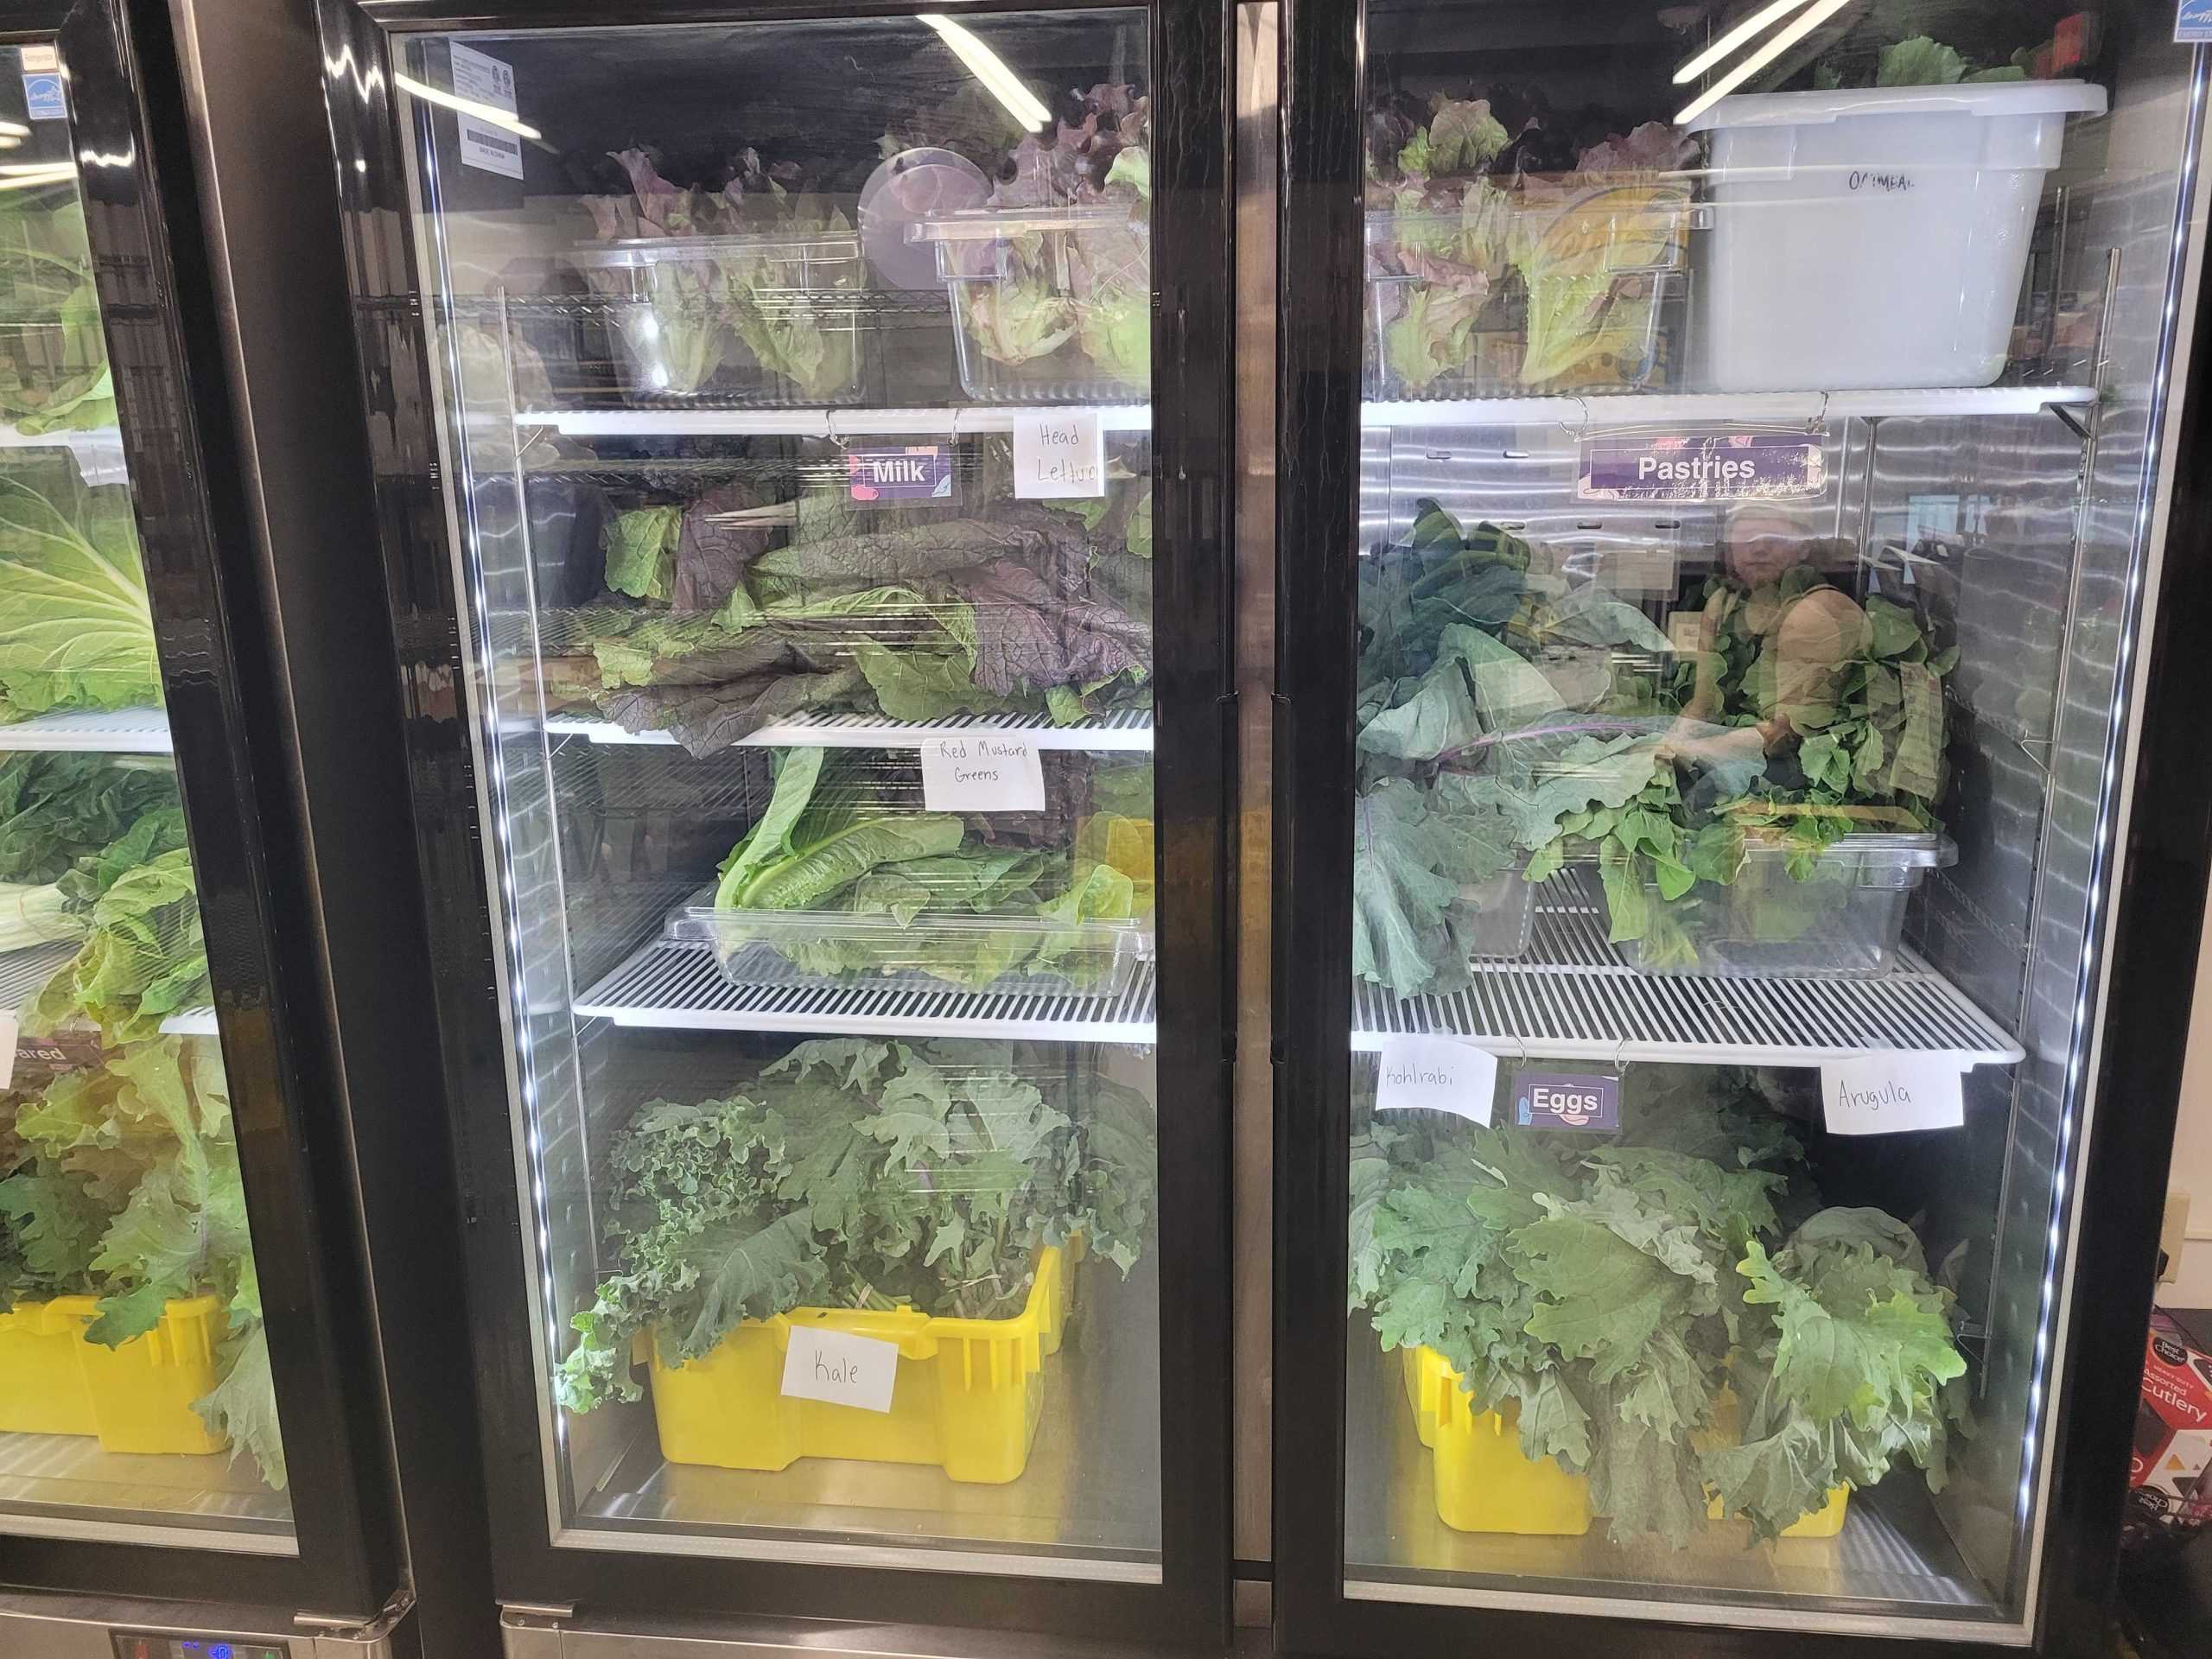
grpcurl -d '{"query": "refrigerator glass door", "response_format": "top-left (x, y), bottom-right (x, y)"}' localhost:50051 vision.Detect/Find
top-left (1326, 0), bottom-right (2201, 1637)
top-left (398, 13), bottom-right (1166, 1577)
top-left (0, 39), bottom-right (291, 1554)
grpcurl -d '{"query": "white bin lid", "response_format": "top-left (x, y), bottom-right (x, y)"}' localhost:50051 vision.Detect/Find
top-left (1683, 79), bottom-right (2107, 133)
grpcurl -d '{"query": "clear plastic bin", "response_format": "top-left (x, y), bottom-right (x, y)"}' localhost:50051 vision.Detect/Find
top-left (670, 900), bottom-right (1148, 998)
top-left (1462, 863), bottom-right (1536, 960)
top-left (1363, 177), bottom-right (1690, 400)
top-left (1610, 831), bottom-right (1955, 977)
top-left (568, 231), bottom-right (865, 406)
top-left (912, 206), bottom-right (1150, 402)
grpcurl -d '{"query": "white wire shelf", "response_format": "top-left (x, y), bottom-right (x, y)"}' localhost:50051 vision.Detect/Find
top-left (0, 422), bottom-right (130, 486)
top-left (1361, 385), bottom-right (2097, 430)
top-left (514, 404), bottom-right (1153, 438)
top-left (0, 708), bottom-right (172, 753)
top-left (573, 935), bottom-right (1158, 1045)
top-left (543, 708), bottom-right (1154, 752)
top-left (1353, 877), bottom-right (2023, 1068)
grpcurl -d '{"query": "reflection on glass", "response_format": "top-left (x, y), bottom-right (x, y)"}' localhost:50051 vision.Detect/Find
top-left (1343, 0), bottom-right (2164, 1631)
top-left (0, 43), bottom-right (289, 1551)
top-left (405, 10), bottom-right (1162, 1573)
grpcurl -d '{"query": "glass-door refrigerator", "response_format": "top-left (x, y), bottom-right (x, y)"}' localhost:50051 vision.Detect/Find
top-left (297, 1), bottom-right (1231, 1649)
top-left (1275, 1), bottom-right (2212, 1654)
top-left (0, 0), bottom-right (448, 1652)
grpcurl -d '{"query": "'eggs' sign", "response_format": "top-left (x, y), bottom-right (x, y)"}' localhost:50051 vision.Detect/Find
top-left (1512, 1071), bottom-right (1620, 1132)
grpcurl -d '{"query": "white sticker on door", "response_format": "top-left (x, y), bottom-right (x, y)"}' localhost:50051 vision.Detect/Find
top-left (780, 1325), bottom-right (899, 1414)
top-left (1013, 409), bottom-right (1105, 499)
top-left (920, 736), bottom-right (1046, 813)
top-left (1374, 1033), bottom-right (1499, 1125)
top-left (447, 42), bottom-right (525, 181)
top-left (1820, 1054), bottom-right (1967, 1135)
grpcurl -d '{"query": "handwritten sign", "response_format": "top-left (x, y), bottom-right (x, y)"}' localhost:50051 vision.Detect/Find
top-left (920, 735), bottom-right (1045, 812)
top-left (1014, 410), bottom-right (1105, 499)
top-left (848, 445), bottom-right (954, 505)
top-left (0, 1013), bottom-right (16, 1091)
top-left (1820, 1054), bottom-right (1967, 1136)
top-left (448, 42), bottom-right (524, 180)
top-left (1579, 432), bottom-right (1825, 503)
top-left (1513, 1070), bottom-right (1619, 1132)
top-left (780, 1325), bottom-right (899, 1414)
top-left (1375, 1034), bottom-right (1498, 1124)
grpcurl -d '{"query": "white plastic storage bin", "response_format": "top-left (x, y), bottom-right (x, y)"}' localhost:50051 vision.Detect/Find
top-left (1686, 82), bottom-right (2107, 391)
top-left (912, 206), bottom-right (1150, 402)
top-left (1606, 831), bottom-right (1955, 977)
top-left (671, 902), bottom-right (1148, 998)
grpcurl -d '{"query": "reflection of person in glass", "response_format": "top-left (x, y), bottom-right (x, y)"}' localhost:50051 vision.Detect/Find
top-left (1662, 501), bottom-right (1864, 772)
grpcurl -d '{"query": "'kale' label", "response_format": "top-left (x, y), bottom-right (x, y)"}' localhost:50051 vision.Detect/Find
top-left (1579, 432), bottom-right (1825, 503)
top-left (1512, 1070), bottom-right (1619, 1132)
top-left (848, 445), bottom-right (954, 505)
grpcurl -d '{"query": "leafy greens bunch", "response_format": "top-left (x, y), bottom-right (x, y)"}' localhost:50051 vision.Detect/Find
top-left (962, 85), bottom-right (1151, 387)
top-left (1350, 1069), bottom-right (1968, 1544)
top-left (0, 475), bottom-right (160, 723)
top-left (555, 1037), bottom-right (1155, 1413)
top-left (1366, 88), bottom-right (1689, 393)
top-left (1514, 562), bottom-right (1955, 967)
top-left (0, 1035), bottom-right (283, 1489)
top-left (1352, 503), bottom-right (1669, 997)
top-left (0, 183), bottom-right (117, 435)
top-left (709, 747), bottom-right (1148, 991)
top-left (534, 444), bottom-right (1151, 753)
top-left (580, 146), bottom-right (859, 400)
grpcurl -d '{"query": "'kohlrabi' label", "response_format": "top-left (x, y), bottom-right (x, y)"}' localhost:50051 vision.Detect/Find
top-left (1578, 432), bottom-right (1825, 502)
top-left (1512, 1070), bottom-right (1619, 1132)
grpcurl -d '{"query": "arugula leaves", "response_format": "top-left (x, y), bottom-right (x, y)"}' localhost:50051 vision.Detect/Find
top-left (556, 1040), bottom-right (1155, 1413)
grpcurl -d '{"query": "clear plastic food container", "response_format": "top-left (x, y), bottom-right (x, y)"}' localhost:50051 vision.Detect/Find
top-left (1462, 863), bottom-right (1536, 961)
top-left (1610, 831), bottom-right (1955, 977)
top-left (912, 205), bottom-right (1150, 402)
top-left (670, 902), bottom-right (1148, 998)
top-left (567, 231), bottom-right (865, 407)
top-left (1363, 177), bottom-right (1690, 400)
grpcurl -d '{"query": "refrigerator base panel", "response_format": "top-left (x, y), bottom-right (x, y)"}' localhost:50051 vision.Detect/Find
top-left (567, 1252), bottom-right (1163, 1566)
top-left (1341, 1335), bottom-right (1999, 1622)
top-left (0, 1427), bottom-right (293, 1547)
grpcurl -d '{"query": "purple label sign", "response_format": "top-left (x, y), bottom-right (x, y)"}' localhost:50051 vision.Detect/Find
top-left (1578, 432), bottom-right (1826, 503)
top-left (1513, 1071), bottom-right (1621, 1133)
top-left (848, 445), bottom-right (954, 504)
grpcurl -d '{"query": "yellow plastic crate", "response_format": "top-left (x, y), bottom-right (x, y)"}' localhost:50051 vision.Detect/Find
top-left (0, 1294), bottom-right (228, 1455)
top-left (647, 1243), bottom-right (1075, 1485)
top-left (1402, 1347), bottom-right (1845, 1539)
top-left (1702, 1387), bottom-right (1850, 1539)
top-left (1402, 1345), bottom-right (1592, 1535)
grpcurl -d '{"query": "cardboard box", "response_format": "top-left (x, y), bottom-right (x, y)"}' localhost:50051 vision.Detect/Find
top-left (2124, 1311), bottom-right (2212, 1554)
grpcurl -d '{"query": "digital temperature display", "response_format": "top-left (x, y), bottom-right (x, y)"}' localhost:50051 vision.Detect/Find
top-left (109, 1634), bottom-right (289, 1659)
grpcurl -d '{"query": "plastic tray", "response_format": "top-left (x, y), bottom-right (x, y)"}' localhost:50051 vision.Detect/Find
top-left (912, 205), bottom-right (1149, 402)
top-left (1363, 177), bottom-right (1690, 400)
top-left (645, 1242), bottom-right (1077, 1484)
top-left (671, 899), bottom-right (1149, 998)
top-left (0, 1294), bottom-right (228, 1455)
top-left (568, 230), bottom-right (865, 407)
top-left (1612, 830), bottom-right (1955, 977)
